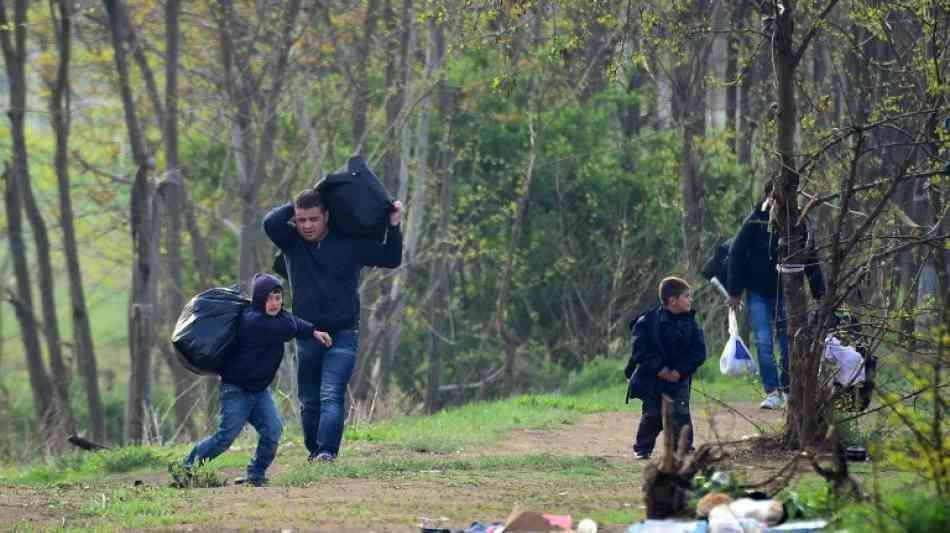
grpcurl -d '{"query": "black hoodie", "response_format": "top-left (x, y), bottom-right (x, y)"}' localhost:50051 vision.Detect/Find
top-left (727, 206), bottom-right (825, 300)
top-left (219, 273), bottom-right (316, 392)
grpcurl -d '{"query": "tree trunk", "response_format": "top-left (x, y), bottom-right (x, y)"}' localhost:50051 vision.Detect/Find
top-left (767, 0), bottom-right (841, 449)
top-left (2, 163), bottom-right (55, 438)
top-left (49, 0), bottom-right (106, 442)
top-left (105, 0), bottom-right (159, 444)
top-left (215, 0), bottom-right (303, 286)
top-left (352, 0), bottom-right (380, 150)
top-left (671, 2), bottom-right (719, 269)
top-left (424, 63), bottom-right (455, 413)
top-left (707, 4), bottom-right (728, 131)
top-left (355, 0), bottom-right (413, 402)
top-left (160, 0), bottom-right (198, 441)
top-left (1, 0), bottom-right (69, 450)
top-left (498, 120), bottom-right (537, 395)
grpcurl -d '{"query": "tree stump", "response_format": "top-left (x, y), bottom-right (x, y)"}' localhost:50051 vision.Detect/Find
top-left (642, 395), bottom-right (726, 518)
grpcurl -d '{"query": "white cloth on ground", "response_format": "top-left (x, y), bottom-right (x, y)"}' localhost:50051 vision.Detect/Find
top-left (823, 335), bottom-right (865, 386)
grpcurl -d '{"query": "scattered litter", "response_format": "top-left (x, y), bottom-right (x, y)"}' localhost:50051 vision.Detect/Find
top-left (577, 518), bottom-right (598, 533)
top-left (504, 508), bottom-right (572, 531)
top-left (626, 519), bottom-right (706, 533)
top-left (764, 521), bottom-right (828, 532)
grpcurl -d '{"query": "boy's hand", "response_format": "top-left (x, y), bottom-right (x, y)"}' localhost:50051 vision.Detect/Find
top-left (314, 330), bottom-right (332, 347)
top-left (658, 368), bottom-right (681, 383)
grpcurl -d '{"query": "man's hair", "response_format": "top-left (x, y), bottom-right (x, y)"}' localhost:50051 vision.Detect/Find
top-left (269, 287), bottom-right (283, 295)
top-left (658, 276), bottom-right (691, 304)
top-left (294, 188), bottom-right (325, 210)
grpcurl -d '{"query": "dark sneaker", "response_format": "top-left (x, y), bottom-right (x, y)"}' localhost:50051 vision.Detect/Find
top-left (234, 476), bottom-right (267, 487)
top-left (633, 451), bottom-right (651, 460)
top-left (308, 452), bottom-right (336, 464)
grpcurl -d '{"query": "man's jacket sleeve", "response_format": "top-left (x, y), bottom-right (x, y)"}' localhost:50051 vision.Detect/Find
top-left (263, 202), bottom-right (297, 251)
top-left (727, 216), bottom-right (753, 298)
top-left (803, 225), bottom-right (826, 300)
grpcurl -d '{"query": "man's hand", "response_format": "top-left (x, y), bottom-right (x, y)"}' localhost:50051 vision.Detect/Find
top-left (727, 296), bottom-right (742, 310)
top-left (389, 200), bottom-right (403, 226)
top-left (314, 330), bottom-right (333, 347)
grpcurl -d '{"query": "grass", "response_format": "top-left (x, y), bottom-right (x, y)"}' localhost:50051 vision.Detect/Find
top-left (279, 453), bottom-right (610, 486)
top-left (7, 447), bottom-right (169, 487)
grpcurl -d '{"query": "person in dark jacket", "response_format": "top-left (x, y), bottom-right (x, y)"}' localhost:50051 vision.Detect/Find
top-left (263, 189), bottom-right (403, 462)
top-left (624, 276), bottom-right (707, 460)
top-left (727, 187), bottom-right (825, 410)
top-left (181, 273), bottom-right (332, 486)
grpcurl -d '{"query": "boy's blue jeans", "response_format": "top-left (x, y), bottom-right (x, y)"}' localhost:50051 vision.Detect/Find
top-left (297, 328), bottom-right (357, 457)
top-left (747, 290), bottom-right (789, 394)
top-left (184, 382), bottom-right (282, 481)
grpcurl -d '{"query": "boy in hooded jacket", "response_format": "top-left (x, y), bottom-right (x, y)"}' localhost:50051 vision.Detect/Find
top-left (624, 276), bottom-right (706, 459)
top-left (180, 273), bottom-right (332, 486)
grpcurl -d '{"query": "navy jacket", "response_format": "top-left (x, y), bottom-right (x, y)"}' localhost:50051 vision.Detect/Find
top-left (220, 274), bottom-right (316, 392)
top-left (625, 306), bottom-right (707, 399)
top-left (727, 206), bottom-right (825, 300)
top-left (263, 202), bottom-right (403, 332)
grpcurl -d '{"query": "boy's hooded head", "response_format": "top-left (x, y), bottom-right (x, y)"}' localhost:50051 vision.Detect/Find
top-left (251, 273), bottom-right (284, 316)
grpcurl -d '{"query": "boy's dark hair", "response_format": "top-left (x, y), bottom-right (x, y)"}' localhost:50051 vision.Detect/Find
top-left (294, 188), bottom-right (324, 210)
top-left (269, 287), bottom-right (282, 295)
top-left (658, 276), bottom-right (691, 305)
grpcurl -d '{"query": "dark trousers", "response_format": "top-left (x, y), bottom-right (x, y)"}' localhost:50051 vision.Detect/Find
top-left (633, 380), bottom-right (693, 456)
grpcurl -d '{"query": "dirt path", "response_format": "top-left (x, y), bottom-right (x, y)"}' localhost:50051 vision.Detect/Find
top-left (1, 402), bottom-right (786, 532)
top-left (495, 400), bottom-right (783, 458)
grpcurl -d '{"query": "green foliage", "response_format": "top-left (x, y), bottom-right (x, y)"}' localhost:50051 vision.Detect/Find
top-left (167, 461), bottom-right (225, 489)
top-left (788, 483), bottom-right (950, 533)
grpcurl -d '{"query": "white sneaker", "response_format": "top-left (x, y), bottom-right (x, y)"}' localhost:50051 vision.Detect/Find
top-left (759, 390), bottom-right (785, 410)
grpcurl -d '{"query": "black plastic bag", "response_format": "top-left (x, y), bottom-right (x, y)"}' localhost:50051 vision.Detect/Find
top-left (315, 155), bottom-right (394, 241)
top-left (171, 286), bottom-right (249, 375)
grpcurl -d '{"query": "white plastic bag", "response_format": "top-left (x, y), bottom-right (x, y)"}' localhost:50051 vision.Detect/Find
top-left (823, 335), bottom-right (865, 386)
top-left (720, 309), bottom-right (756, 376)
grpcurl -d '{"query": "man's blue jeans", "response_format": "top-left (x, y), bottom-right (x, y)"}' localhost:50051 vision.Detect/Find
top-left (297, 328), bottom-right (357, 457)
top-left (184, 382), bottom-right (282, 481)
top-left (747, 290), bottom-right (789, 394)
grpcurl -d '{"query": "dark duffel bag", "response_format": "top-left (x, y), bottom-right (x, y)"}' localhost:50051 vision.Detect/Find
top-left (171, 286), bottom-right (249, 375)
top-left (315, 155), bottom-right (395, 242)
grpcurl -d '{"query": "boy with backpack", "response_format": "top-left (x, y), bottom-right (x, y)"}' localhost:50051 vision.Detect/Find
top-left (178, 273), bottom-right (332, 486)
top-left (624, 276), bottom-right (707, 459)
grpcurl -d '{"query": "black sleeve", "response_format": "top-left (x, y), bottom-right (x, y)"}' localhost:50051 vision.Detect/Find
top-left (625, 317), bottom-right (663, 379)
top-left (290, 315), bottom-right (317, 340)
top-left (803, 227), bottom-right (826, 300)
top-left (727, 217), bottom-right (753, 298)
top-left (263, 203), bottom-right (298, 251)
top-left (674, 324), bottom-right (707, 378)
